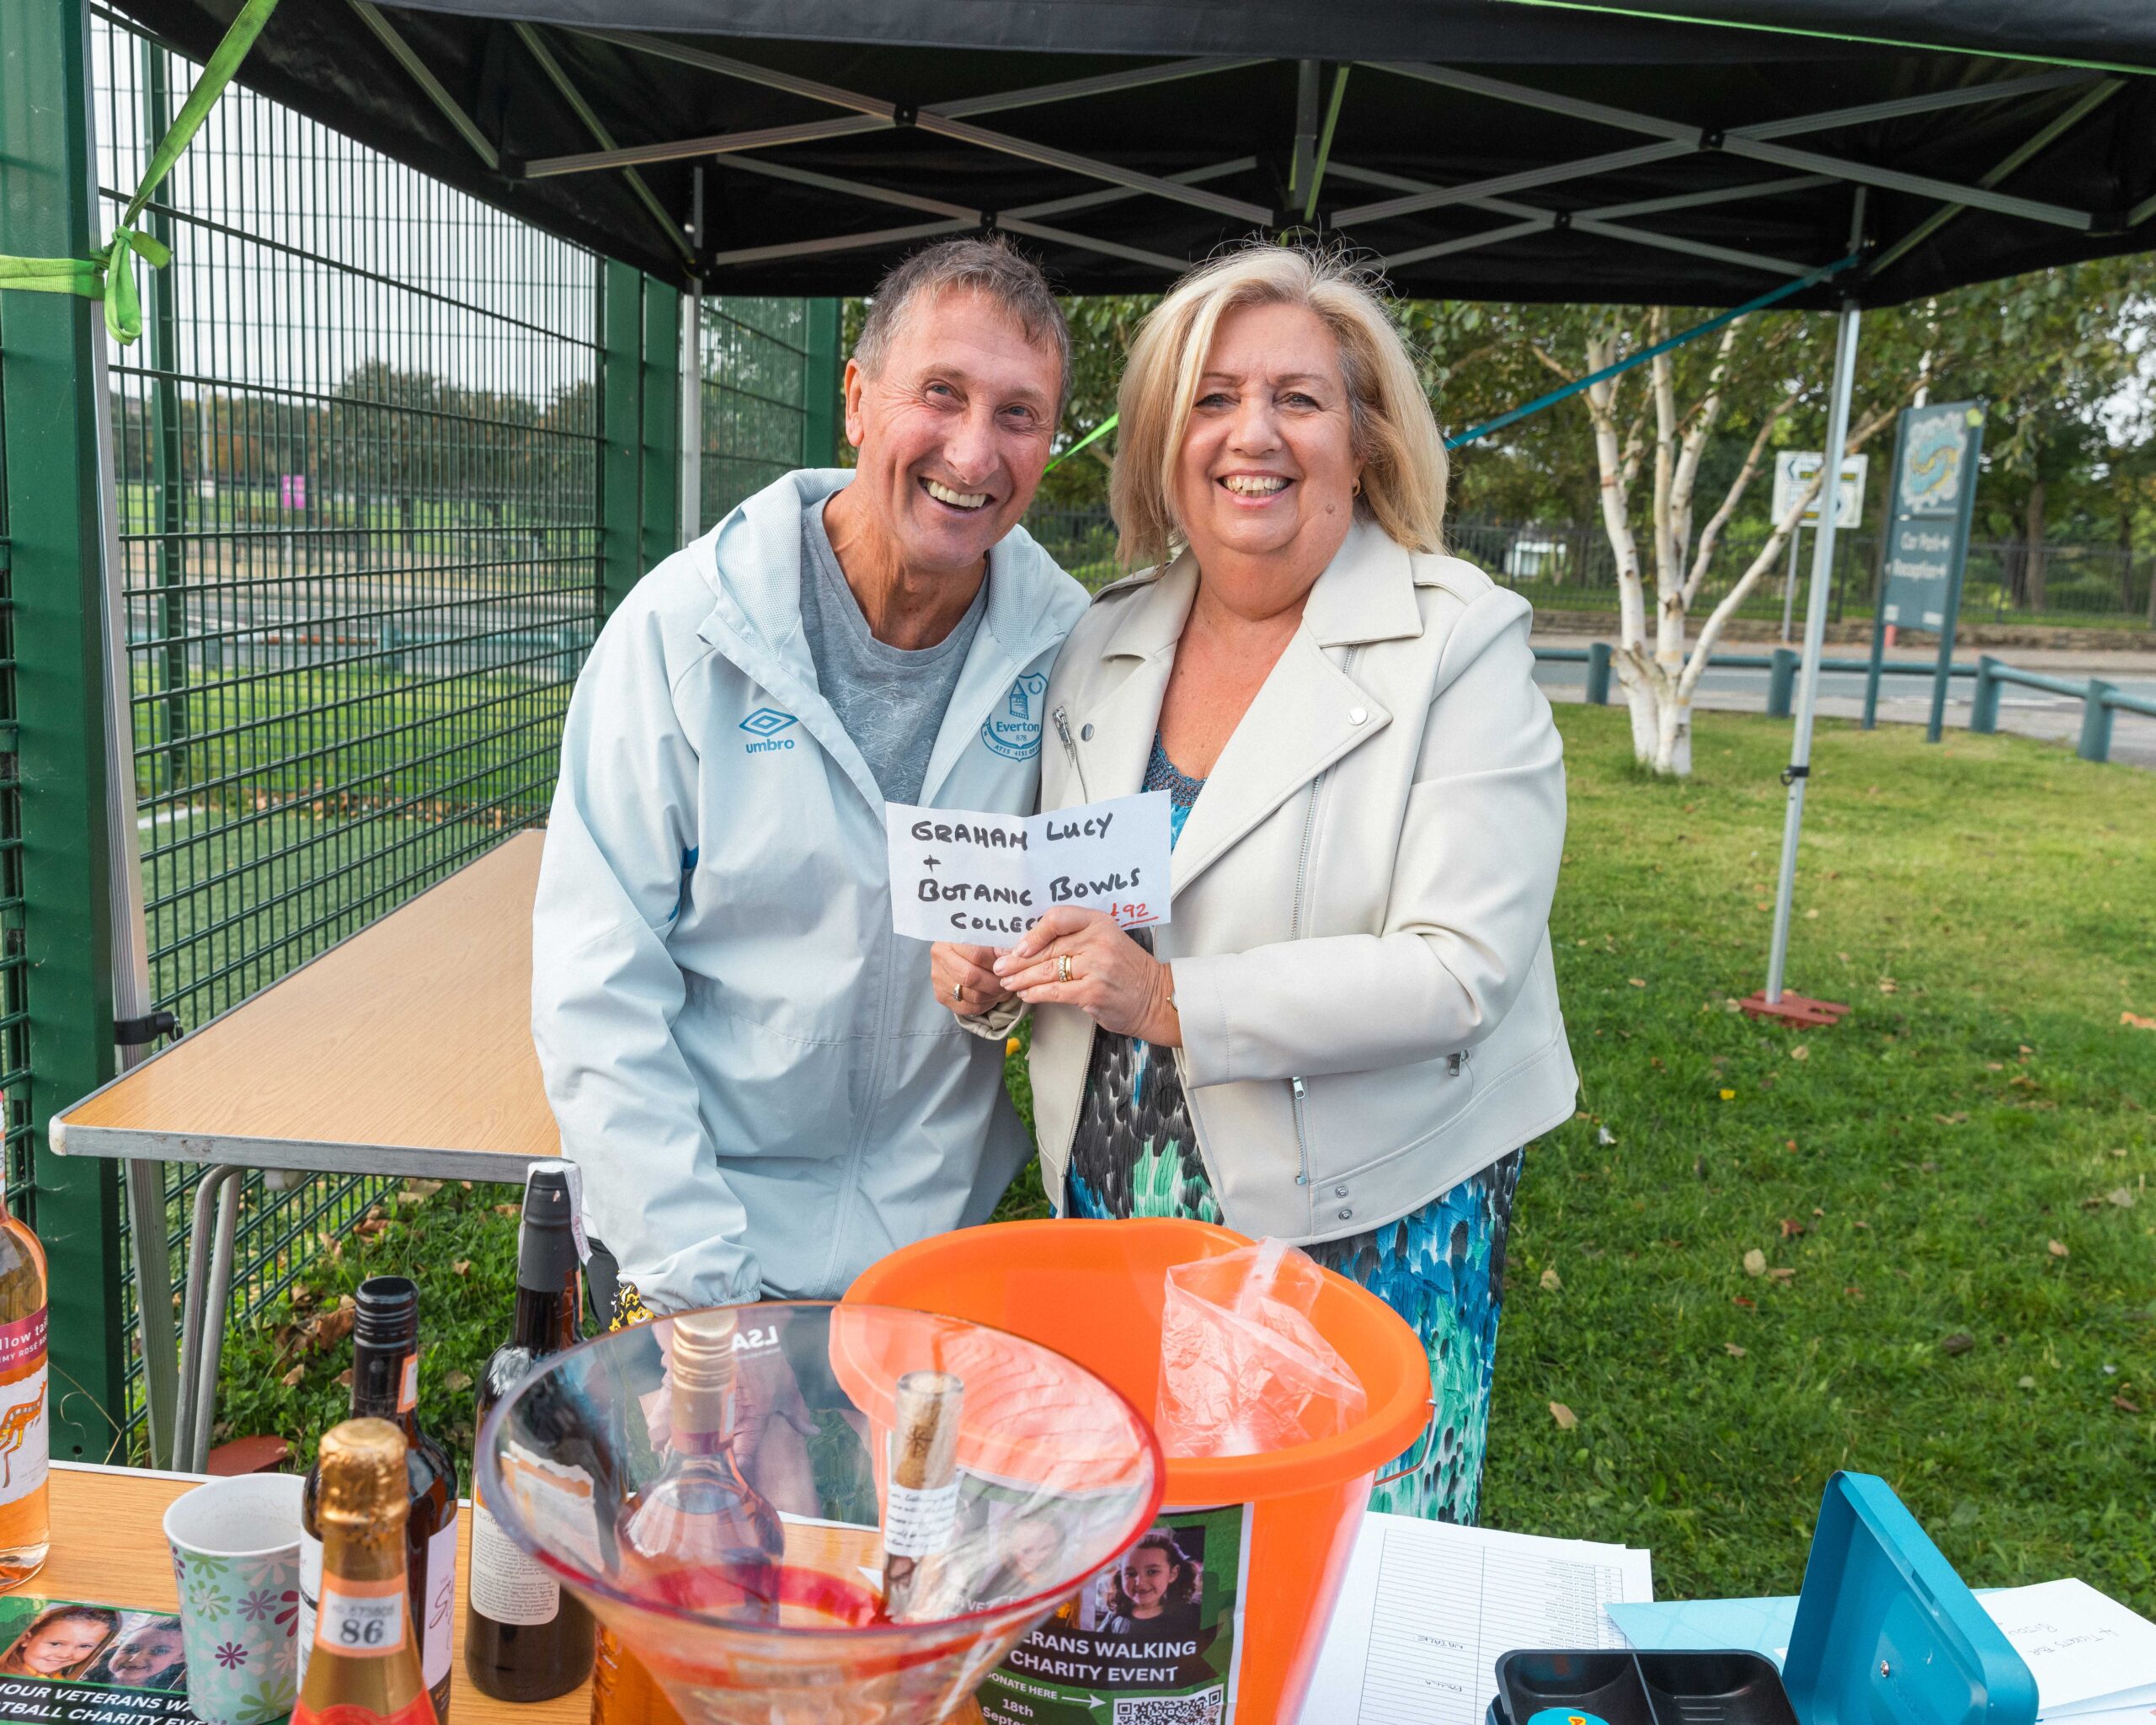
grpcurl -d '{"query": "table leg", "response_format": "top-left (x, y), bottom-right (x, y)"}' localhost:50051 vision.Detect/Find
top-left (123, 1157), bottom-right (180, 1469)
top-left (173, 1166), bottom-right (243, 1474)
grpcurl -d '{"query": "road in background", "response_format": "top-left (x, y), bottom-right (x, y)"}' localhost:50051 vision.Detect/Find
top-left (1531, 635), bottom-right (2156, 770)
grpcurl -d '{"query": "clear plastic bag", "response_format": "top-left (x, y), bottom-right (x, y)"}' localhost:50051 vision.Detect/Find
top-left (1155, 1237), bottom-right (1369, 1458)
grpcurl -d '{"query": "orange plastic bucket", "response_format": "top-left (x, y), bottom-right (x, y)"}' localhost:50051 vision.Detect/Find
top-left (845, 1216), bottom-right (1432, 1725)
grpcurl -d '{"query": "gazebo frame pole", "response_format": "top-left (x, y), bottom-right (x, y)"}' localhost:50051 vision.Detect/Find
top-left (1763, 285), bottom-right (1862, 1008)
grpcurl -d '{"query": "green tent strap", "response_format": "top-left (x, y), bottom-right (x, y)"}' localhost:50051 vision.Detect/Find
top-left (0, 0), bottom-right (280, 344)
top-left (1045, 249), bottom-right (1858, 473)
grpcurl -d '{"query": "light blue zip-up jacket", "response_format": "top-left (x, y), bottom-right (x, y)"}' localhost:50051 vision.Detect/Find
top-left (531, 469), bottom-right (1086, 1311)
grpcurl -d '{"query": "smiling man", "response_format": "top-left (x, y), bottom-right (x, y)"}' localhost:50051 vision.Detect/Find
top-left (532, 239), bottom-right (1084, 1315)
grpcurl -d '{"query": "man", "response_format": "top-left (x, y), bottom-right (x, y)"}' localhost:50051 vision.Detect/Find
top-left (532, 238), bottom-right (1083, 1315)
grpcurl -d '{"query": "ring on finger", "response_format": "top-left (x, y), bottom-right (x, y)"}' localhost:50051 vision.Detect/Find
top-left (953, 980), bottom-right (965, 1004)
top-left (1056, 953), bottom-right (1073, 984)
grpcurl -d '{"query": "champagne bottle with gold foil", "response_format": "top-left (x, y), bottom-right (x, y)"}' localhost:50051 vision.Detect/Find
top-left (294, 1418), bottom-right (438, 1725)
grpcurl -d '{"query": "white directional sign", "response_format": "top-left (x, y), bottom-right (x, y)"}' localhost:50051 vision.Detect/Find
top-left (886, 791), bottom-right (1173, 943)
top-left (1772, 451), bottom-right (1868, 529)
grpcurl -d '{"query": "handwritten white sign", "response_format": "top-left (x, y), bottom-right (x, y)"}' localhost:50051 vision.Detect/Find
top-left (885, 792), bottom-right (1173, 943)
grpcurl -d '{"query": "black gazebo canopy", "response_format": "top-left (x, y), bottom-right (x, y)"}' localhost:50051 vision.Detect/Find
top-left (114, 0), bottom-right (2156, 306)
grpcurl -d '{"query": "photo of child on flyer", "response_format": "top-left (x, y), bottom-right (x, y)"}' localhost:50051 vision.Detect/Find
top-left (1097, 1529), bottom-right (1203, 1640)
top-left (0, 1605), bottom-right (120, 1681)
top-left (0, 1600), bottom-right (189, 1695)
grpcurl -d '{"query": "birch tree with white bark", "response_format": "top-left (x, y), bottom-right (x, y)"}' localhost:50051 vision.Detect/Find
top-left (1538, 309), bottom-right (1903, 777)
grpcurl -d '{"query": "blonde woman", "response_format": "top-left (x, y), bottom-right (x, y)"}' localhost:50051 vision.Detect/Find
top-left (931, 244), bottom-right (1575, 1521)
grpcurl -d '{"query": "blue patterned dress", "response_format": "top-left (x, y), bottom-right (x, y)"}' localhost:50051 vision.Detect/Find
top-left (1065, 734), bottom-right (1524, 1523)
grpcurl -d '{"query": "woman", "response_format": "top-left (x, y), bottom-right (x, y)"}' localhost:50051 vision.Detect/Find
top-left (0, 1605), bottom-right (121, 1680)
top-left (1101, 1530), bottom-right (1202, 1638)
top-left (932, 244), bottom-right (1575, 1522)
top-left (81, 1618), bottom-right (188, 1692)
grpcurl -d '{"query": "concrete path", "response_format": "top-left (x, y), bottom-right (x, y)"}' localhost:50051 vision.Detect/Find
top-left (1531, 633), bottom-right (2156, 769)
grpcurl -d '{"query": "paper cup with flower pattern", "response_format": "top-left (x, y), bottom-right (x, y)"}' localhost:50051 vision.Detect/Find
top-left (162, 1473), bottom-right (306, 1725)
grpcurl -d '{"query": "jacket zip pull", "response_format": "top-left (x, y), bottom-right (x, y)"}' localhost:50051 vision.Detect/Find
top-left (1052, 705), bottom-right (1091, 798)
top-left (1291, 1076), bottom-right (1310, 1185)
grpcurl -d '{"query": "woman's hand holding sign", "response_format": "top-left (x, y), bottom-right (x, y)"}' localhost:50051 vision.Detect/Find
top-left (994, 907), bottom-right (1181, 1046)
top-left (930, 942), bottom-right (1013, 1017)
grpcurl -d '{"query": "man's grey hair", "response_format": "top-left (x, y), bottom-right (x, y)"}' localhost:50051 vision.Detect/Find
top-left (854, 238), bottom-right (1072, 414)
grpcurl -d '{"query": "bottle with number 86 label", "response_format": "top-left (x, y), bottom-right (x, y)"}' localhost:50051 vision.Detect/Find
top-left (295, 1418), bottom-right (437, 1725)
top-left (301, 1278), bottom-right (459, 1723)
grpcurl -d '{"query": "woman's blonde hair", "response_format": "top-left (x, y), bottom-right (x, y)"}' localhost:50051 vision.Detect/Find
top-left (1109, 243), bottom-right (1448, 569)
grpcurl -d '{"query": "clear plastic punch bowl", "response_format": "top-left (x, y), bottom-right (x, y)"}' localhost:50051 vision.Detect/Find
top-left (475, 1301), bottom-right (1164, 1725)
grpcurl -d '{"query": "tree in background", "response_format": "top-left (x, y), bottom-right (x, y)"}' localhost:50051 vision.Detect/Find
top-left (1517, 304), bottom-right (1907, 776)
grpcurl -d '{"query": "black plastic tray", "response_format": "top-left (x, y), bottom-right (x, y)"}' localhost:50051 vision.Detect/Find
top-left (1487, 1649), bottom-right (1801, 1725)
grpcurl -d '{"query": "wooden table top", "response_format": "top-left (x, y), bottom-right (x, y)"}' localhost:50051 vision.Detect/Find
top-left (52, 831), bottom-right (557, 1183)
top-left (26, 1461), bottom-right (588, 1725)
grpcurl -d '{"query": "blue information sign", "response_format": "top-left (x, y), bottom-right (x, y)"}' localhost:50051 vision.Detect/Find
top-left (1866, 399), bottom-right (1986, 742)
top-left (1880, 400), bottom-right (1985, 632)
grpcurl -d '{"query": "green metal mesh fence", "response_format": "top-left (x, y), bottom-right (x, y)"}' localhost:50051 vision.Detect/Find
top-left (91, 8), bottom-right (603, 1429)
top-left (698, 296), bottom-right (813, 530)
top-left (0, 339), bottom-right (27, 1219)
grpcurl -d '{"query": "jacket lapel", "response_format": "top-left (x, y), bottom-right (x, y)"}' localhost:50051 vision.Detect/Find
top-left (1059, 555), bottom-right (1196, 801)
top-left (1166, 631), bottom-right (1390, 898)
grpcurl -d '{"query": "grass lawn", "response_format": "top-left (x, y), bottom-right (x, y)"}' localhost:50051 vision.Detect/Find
top-left (213, 704), bottom-right (2156, 1611)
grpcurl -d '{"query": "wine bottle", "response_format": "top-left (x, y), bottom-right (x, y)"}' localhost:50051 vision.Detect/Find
top-left (295, 1418), bottom-right (438, 1725)
top-left (0, 1152), bottom-right (49, 1588)
top-left (616, 1308), bottom-right (784, 1620)
top-left (302, 1277), bottom-right (459, 1723)
top-left (465, 1163), bottom-right (595, 1702)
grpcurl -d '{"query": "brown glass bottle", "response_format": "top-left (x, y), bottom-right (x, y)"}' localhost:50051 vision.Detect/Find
top-left (302, 1277), bottom-right (459, 1723)
top-left (0, 1152), bottom-right (49, 1588)
top-left (293, 1418), bottom-right (437, 1725)
top-left (465, 1165), bottom-right (595, 1701)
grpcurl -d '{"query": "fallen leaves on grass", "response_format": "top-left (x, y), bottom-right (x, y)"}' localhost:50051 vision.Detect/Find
top-left (452, 1259), bottom-right (472, 1276)
top-left (1940, 1333), bottom-right (1975, 1356)
top-left (1732, 1295), bottom-right (1756, 1308)
top-left (1790, 1044), bottom-right (1810, 1061)
top-left (335, 1368), bottom-right (354, 1390)
top-left (1877, 978), bottom-right (1899, 995)
top-left (1780, 1218), bottom-right (1806, 1238)
top-left (1723, 1343), bottom-right (1747, 1358)
top-left (1628, 978), bottom-right (1646, 989)
top-left (1597, 1125), bottom-right (1618, 1146)
top-left (2113, 1396), bottom-right (2143, 1414)
top-left (1767, 1267), bottom-right (1795, 1284)
top-left (280, 1364), bottom-right (305, 1387)
top-left (1743, 1249), bottom-right (1767, 1276)
top-left (444, 1370), bottom-right (472, 1392)
top-left (493, 1203), bottom-right (519, 1216)
top-left (2048, 1239), bottom-right (2070, 1258)
top-left (2108, 1188), bottom-right (2136, 1209)
top-left (1540, 1266), bottom-right (1562, 1292)
top-left (2122, 1012), bottom-right (2156, 1031)
top-left (1549, 1402), bottom-right (1578, 1430)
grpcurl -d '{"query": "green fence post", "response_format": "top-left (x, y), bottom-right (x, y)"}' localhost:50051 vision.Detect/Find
top-left (0, 0), bottom-right (130, 1462)
top-left (1584, 640), bottom-right (1612, 707)
top-left (2077, 681), bottom-right (2114, 764)
top-left (1970, 655), bottom-right (2002, 734)
top-left (600, 259), bottom-right (643, 614)
top-left (803, 298), bottom-right (842, 468)
top-left (640, 277), bottom-right (680, 571)
top-left (1767, 647), bottom-right (1799, 719)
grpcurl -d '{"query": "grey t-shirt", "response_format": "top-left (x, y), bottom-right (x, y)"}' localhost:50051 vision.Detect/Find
top-left (798, 500), bottom-right (987, 806)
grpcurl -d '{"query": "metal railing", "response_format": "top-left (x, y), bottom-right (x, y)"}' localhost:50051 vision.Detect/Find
top-left (1023, 505), bottom-right (2153, 627)
top-left (1972, 655), bottom-right (2156, 763)
top-left (0, 336), bottom-right (29, 1217)
top-left (93, 8), bottom-right (604, 1433)
top-left (1538, 644), bottom-right (2151, 764)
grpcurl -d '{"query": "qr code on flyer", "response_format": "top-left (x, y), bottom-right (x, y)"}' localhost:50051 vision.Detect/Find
top-left (1111, 1689), bottom-right (1225, 1725)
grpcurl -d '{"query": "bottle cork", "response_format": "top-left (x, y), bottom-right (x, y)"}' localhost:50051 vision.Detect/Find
top-left (881, 1370), bottom-right (963, 1622)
